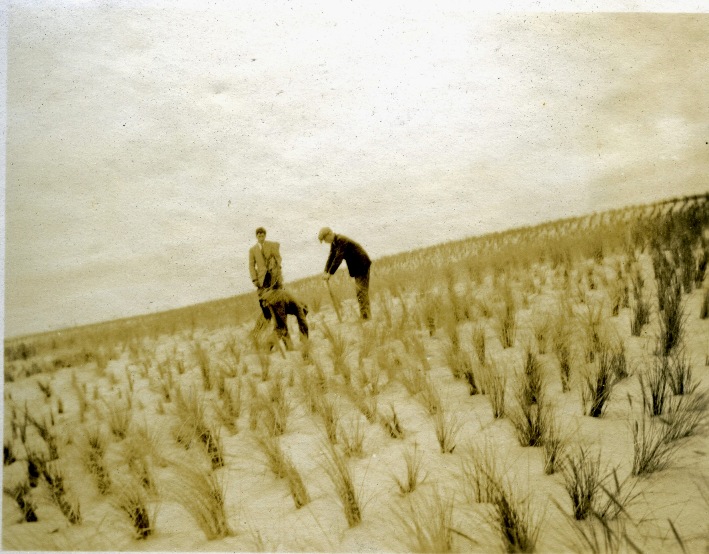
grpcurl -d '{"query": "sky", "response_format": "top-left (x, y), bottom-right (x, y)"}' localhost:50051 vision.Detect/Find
top-left (3, 1), bottom-right (709, 338)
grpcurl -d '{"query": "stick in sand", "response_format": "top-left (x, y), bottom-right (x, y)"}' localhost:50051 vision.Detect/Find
top-left (325, 280), bottom-right (342, 323)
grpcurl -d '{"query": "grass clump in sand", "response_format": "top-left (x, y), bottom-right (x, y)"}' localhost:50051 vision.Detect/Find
top-left (478, 359), bottom-right (507, 419)
top-left (3, 480), bottom-right (38, 522)
top-left (322, 441), bottom-right (362, 527)
top-left (173, 386), bottom-right (224, 469)
top-left (82, 427), bottom-right (112, 495)
top-left (396, 487), bottom-right (455, 553)
top-left (461, 442), bottom-right (542, 551)
top-left (254, 433), bottom-right (311, 509)
top-left (169, 462), bottom-right (231, 540)
top-left (581, 342), bottom-right (619, 418)
top-left (509, 353), bottom-right (549, 447)
top-left (495, 287), bottom-right (518, 349)
top-left (561, 446), bottom-right (604, 520)
top-left (113, 478), bottom-right (155, 539)
top-left (43, 463), bottom-right (82, 524)
top-left (433, 409), bottom-right (464, 454)
top-left (394, 442), bottom-right (427, 495)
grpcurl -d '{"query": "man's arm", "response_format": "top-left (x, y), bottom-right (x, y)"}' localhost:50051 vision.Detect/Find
top-left (248, 248), bottom-right (259, 286)
top-left (324, 241), bottom-right (344, 275)
top-left (268, 242), bottom-right (282, 271)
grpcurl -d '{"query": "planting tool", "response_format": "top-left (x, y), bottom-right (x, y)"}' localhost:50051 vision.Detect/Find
top-left (325, 280), bottom-right (342, 322)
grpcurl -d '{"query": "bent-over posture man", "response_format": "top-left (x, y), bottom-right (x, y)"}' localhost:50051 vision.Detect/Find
top-left (248, 227), bottom-right (283, 319)
top-left (260, 288), bottom-right (309, 349)
top-left (318, 227), bottom-right (371, 320)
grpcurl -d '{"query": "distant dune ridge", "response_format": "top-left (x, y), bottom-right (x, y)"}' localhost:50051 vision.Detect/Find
top-left (3, 193), bottom-right (709, 552)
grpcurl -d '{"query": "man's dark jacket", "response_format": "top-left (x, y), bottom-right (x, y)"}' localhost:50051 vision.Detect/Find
top-left (324, 234), bottom-right (371, 277)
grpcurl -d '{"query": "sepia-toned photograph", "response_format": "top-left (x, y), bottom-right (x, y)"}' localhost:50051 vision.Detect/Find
top-left (3, 1), bottom-right (709, 551)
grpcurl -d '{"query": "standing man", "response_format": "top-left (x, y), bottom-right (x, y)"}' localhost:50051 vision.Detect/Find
top-left (249, 227), bottom-right (283, 319)
top-left (318, 227), bottom-right (371, 320)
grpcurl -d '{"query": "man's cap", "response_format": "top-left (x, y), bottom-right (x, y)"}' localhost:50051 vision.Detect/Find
top-left (255, 227), bottom-right (267, 235)
top-left (318, 227), bottom-right (333, 242)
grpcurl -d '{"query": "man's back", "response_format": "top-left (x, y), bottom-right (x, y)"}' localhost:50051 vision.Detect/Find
top-left (326, 234), bottom-right (370, 277)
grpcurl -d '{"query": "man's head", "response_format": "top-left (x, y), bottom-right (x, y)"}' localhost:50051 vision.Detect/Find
top-left (318, 227), bottom-right (334, 244)
top-left (255, 227), bottom-right (267, 244)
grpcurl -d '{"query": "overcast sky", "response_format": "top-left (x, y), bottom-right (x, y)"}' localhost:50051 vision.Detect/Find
top-left (3, 1), bottom-right (708, 338)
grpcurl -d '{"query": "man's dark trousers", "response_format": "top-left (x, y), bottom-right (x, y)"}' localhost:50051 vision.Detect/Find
top-left (354, 270), bottom-right (371, 320)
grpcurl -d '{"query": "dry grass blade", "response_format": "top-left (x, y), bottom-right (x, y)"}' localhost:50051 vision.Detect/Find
top-left (495, 291), bottom-right (518, 349)
top-left (543, 422), bottom-right (566, 475)
top-left (472, 325), bottom-right (486, 365)
top-left (630, 410), bottom-right (680, 477)
top-left (113, 478), bottom-right (155, 539)
top-left (83, 427), bottom-right (112, 494)
top-left (396, 487), bottom-right (455, 553)
top-left (105, 396), bottom-right (132, 440)
top-left (340, 417), bottom-right (366, 458)
top-left (380, 404), bottom-right (404, 439)
top-left (464, 460), bottom-right (544, 553)
top-left (193, 341), bottom-right (213, 390)
top-left (561, 446), bottom-right (603, 520)
top-left (174, 386), bottom-right (225, 468)
top-left (479, 360), bottom-right (506, 418)
top-left (509, 381), bottom-right (549, 447)
top-left (315, 395), bottom-right (339, 444)
top-left (3, 480), bottom-right (38, 522)
top-left (551, 315), bottom-right (573, 392)
top-left (255, 432), bottom-right (289, 479)
top-left (433, 409), bottom-right (463, 454)
top-left (394, 443), bottom-right (427, 495)
top-left (660, 392), bottom-right (709, 443)
top-left (169, 462), bottom-right (231, 540)
top-left (461, 442), bottom-right (499, 504)
top-left (283, 458), bottom-right (311, 509)
top-left (665, 347), bottom-right (696, 396)
top-left (43, 463), bottom-right (82, 524)
top-left (581, 343), bottom-right (617, 418)
top-left (322, 441), bottom-right (362, 527)
top-left (658, 278), bottom-right (685, 356)
top-left (254, 433), bottom-right (311, 508)
top-left (639, 357), bottom-right (669, 417)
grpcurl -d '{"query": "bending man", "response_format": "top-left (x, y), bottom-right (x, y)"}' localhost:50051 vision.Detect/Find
top-left (318, 227), bottom-right (371, 320)
top-left (260, 288), bottom-right (309, 349)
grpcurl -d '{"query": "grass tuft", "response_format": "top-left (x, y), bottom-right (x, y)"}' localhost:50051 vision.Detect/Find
top-left (170, 462), bottom-right (231, 540)
top-left (657, 277), bottom-right (685, 356)
top-left (433, 409), bottom-right (464, 454)
top-left (397, 487), bottom-right (455, 553)
top-left (495, 288), bottom-right (518, 349)
top-left (3, 480), bottom-right (38, 522)
top-left (254, 433), bottom-right (311, 508)
top-left (394, 443), bottom-right (427, 495)
top-left (543, 422), bottom-right (566, 475)
top-left (83, 427), bottom-right (112, 494)
top-left (381, 404), bottom-right (404, 439)
top-left (479, 360), bottom-right (507, 418)
top-left (322, 441), bottom-right (362, 527)
top-left (581, 343), bottom-right (617, 418)
top-left (561, 446), bottom-right (603, 520)
top-left (113, 478), bottom-right (154, 539)
top-left (340, 417), bottom-right (366, 458)
top-left (43, 463), bottom-right (82, 524)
